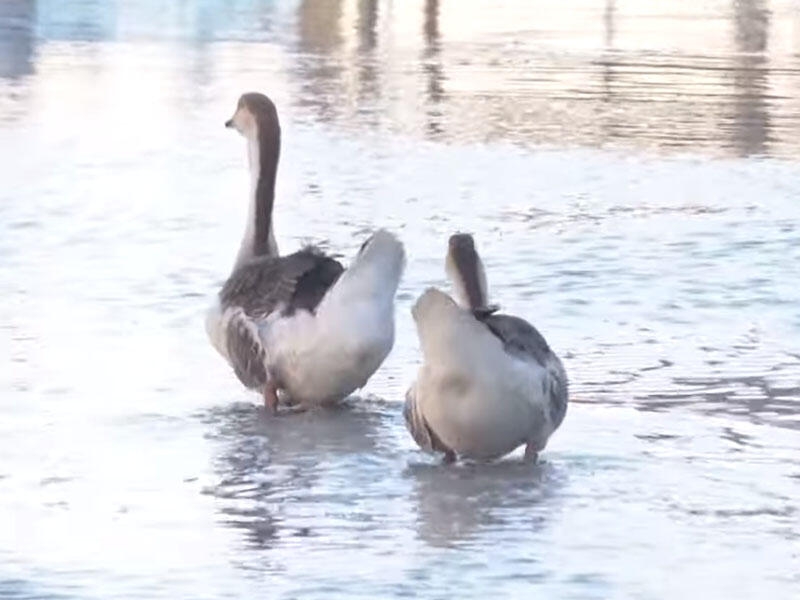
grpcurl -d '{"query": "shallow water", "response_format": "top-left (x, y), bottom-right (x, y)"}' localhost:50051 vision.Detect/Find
top-left (1, 0), bottom-right (800, 598)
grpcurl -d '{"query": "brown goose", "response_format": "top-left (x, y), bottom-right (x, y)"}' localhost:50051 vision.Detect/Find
top-left (404, 233), bottom-right (567, 462)
top-left (206, 93), bottom-right (405, 412)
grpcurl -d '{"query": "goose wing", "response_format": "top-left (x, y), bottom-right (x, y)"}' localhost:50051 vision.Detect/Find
top-left (403, 383), bottom-right (455, 456)
top-left (478, 313), bottom-right (569, 429)
top-left (224, 307), bottom-right (269, 389)
top-left (218, 248), bottom-right (343, 390)
top-left (478, 313), bottom-right (551, 366)
top-left (220, 247), bottom-right (343, 319)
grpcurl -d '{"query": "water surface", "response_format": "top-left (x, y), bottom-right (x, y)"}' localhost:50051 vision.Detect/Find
top-left (1, 1), bottom-right (799, 598)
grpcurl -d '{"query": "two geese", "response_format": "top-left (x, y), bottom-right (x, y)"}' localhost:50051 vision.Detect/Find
top-left (206, 92), bottom-right (568, 462)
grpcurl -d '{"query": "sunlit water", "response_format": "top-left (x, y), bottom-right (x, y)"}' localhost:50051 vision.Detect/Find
top-left (2, 1), bottom-right (800, 598)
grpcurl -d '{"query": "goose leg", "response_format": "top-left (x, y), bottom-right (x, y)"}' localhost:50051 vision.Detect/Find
top-left (263, 381), bottom-right (279, 414)
top-left (523, 442), bottom-right (538, 463)
top-left (442, 450), bottom-right (457, 464)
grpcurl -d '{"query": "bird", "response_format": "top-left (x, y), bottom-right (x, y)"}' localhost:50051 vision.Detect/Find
top-left (206, 92), bottom-right (405, 413)
top-left (404, 233), bottom-right (567, 462)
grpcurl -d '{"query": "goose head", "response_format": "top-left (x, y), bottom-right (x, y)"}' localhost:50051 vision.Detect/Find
top-left (225, 92), bottom-right (280, 142)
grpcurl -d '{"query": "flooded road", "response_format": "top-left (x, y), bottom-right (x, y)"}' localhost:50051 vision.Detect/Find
top-left (1, 0), bottom-right (799, 597)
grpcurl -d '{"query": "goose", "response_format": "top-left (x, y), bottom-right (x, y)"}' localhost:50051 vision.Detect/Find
top-left (206, 92), bottom-right (405, 412)
top-left (404, 233), bottom-right (568, 462)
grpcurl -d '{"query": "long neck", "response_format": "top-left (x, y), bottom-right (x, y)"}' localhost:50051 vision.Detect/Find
top-left (233, 125), bottom-right (280, 269)
top-left (446, 245), bottom-right (488, 310)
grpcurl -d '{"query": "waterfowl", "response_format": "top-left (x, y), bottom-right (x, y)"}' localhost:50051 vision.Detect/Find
top-left (404, 233), bottom-right (568, 462)
top-left (206, 92), bottom-right (405, 412)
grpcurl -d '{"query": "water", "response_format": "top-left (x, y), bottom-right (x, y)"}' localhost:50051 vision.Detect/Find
top-left (1, 0), bottom-right (799, 597)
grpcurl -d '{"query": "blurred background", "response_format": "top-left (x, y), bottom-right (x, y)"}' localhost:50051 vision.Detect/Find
top-left (3, 0), bottom-right (800, 153)
top-left (1, 1), bottom-right (799, 599)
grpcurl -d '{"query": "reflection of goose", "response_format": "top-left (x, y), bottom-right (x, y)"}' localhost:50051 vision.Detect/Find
top-left (404, 233), bottom-right (568, 462)
top-left (202, 400), bottom-right (398, 549)
top-left (205, 93), bottom-right (405, 412)
top-left (406, 461), bottom-right (555, 548)
top-left (206, 400), bottom-right (396, 465)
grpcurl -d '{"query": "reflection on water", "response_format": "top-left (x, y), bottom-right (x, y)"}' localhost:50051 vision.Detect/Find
top-left (422, 0), bottom-right (445, 137)
top-left (731, 0), bottom-right (771, 156)
top-left (0, 0), bottom-right (35, 119)
top-left (290, 0), bottom-right (800, 156)
top-left (407, 461), bottom-right (559, 548)
top-left (34, 0), bottom-right (116, 42)
top-left (1, 0), bottom-right (800, 598)
top-left (0, 1), bottom-right (35, 80)
top-left (296, 0), bottom-right (345, 122)
top-left (201, 400), bottom-right (400, 549)
top-left (3, 0), bottom-right (800, 156)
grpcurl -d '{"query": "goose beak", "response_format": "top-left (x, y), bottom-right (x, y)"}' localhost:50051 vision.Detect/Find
top-left (224, 119), bottom-right (233, 128)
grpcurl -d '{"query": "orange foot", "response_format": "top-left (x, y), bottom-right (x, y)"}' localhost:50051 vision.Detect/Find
top-left (262, 381), bottom-right (279, 415)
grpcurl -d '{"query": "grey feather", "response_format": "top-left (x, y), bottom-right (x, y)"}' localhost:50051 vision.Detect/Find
top-left (225, 309), bottom-right (269, 389)
top-left (404, 386), bottom-right (454, 456)
top-left (478, 313), bottom-right (552, 367)
top-left (220, 247), bottom-right (343, 318)
top-left (218, 247), bottom-right (343, 391)
top-left (477, 312), bottom-right (569, 430)
top-left (546, 355), bottom-right (569, 429)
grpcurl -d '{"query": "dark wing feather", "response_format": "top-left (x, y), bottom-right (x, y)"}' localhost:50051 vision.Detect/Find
top-left (285, 254), bottom-right (344, 315)
top-left (477, 313), bottom-right (552, 367)
top-left (471, 304), bottom-right (500, 319)
top-left (220, 247), bottom-right (343, 318)
top-left (225, 308), bottom-right (269, 389)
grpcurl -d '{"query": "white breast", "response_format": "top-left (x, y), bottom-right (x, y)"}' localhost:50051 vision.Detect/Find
top-left (261, 292), bottom-right (395, 405)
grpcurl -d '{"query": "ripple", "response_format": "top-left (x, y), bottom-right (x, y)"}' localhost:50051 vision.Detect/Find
top-left (1, 0), bottom-right (800, 598)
